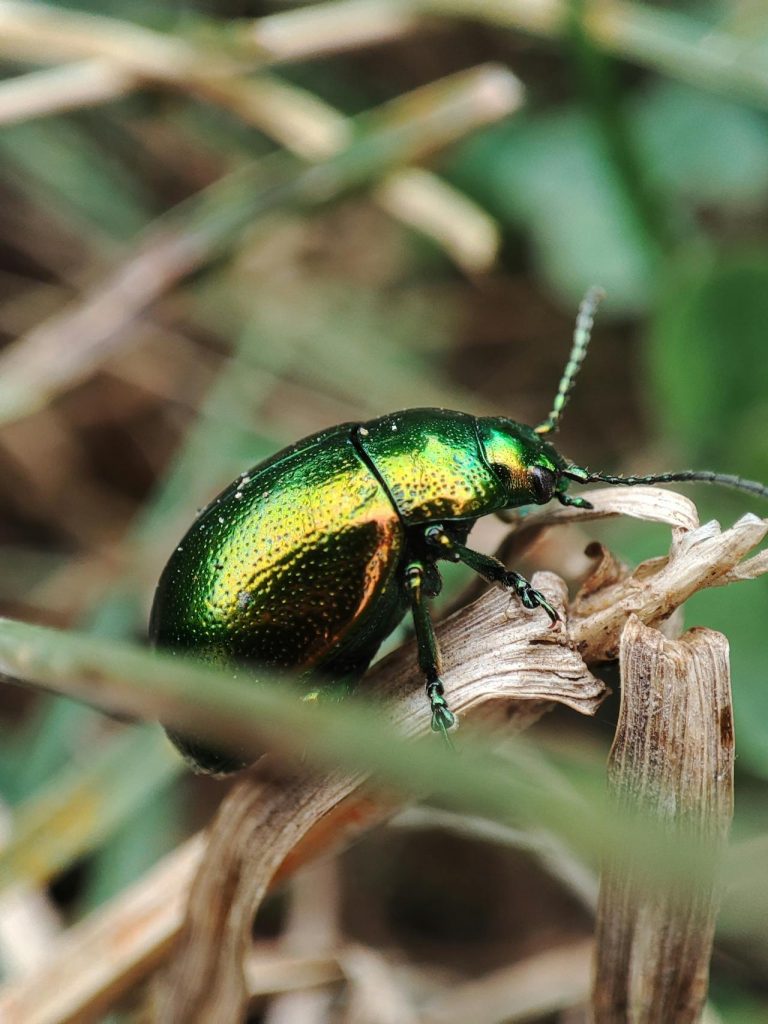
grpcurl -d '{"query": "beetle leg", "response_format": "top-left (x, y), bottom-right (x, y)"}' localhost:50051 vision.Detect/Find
top-left (557, 491), bottom-right (593, 510)
top-left (405, 561), bottom-right (456, 744)
top-left (424, 525), bottom-right (559, 626)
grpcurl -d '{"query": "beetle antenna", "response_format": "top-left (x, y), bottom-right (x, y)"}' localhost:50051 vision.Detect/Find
top-left (563, 467), bottom-right (768, 500)
top-left (535, 286), bottom-right (606, 437)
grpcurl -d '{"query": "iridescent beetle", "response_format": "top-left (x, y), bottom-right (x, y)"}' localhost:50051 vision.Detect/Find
top-left (150, 289), bottom-right (768, 772)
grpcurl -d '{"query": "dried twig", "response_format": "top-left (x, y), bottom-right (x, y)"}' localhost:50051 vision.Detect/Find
top-left (0, 835), bottom-right (206, 1024)
top-left (234, 0), bottom-right (768, 111)
top-left (0, 804), bottom-right (61, 980)
top-left (593, 618), bottom-right (734, 1023)
top-left (243, 1), bottom-right (429, 62)
top-left (0, 59), bottom-right (132, 124)
top-left (264, 860), bottom-right (341, 1024)
top-left (339, 945), bottom-right (418, 1024)
top-left (153, 489), bottom-right (765, 1022)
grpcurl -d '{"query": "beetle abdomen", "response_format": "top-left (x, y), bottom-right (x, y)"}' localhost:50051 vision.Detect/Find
top-left (150, 425), bottom-right (407, 771)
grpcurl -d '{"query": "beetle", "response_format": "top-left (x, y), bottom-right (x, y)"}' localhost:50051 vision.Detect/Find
top-left (150, 288), bottom-right (768, 773)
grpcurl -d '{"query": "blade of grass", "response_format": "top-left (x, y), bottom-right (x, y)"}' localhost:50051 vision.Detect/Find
top-left (0, 579), bottom-right (608, 853)
top-left (0, 726), bottom-right (180, 894)
top-left (0, 526), bottom-right (760, 877)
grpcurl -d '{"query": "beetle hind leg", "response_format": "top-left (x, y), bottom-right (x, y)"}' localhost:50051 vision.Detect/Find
top-left (424, 525), bottom-right (559, 626)
top-left (405, 560), bottom-right (456, 744)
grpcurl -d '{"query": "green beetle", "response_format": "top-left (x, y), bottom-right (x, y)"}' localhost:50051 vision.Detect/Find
top-left (150, 289), bottom-right (768, 773)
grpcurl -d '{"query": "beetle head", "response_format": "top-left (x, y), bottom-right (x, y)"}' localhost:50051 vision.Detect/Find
top-left (478, 416), bottom-right (567, 508)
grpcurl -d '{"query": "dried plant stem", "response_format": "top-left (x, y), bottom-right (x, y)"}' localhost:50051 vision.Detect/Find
top-left (0, 64), bottom-right (519, 426)
top-left (592, 618), bottom-right (734, 1023)
top-left (154, 492), bottom-right (765, 1022)
top-left (0, 835), bottom-right (206, 1024)
top-left (0, 804), bottom-right (61, 979)
top-left (264, 860), bottom-right (341, 1024)
top-left (244, 0), bottom-right (429, 62)
top-left (421, 938), bottom-right (593, 1024)
top-left (239, 0), bottom-right (768, 109)
top-left (0, 3), bottom-right (503, 275)
top-left (0, 1), bottom-right (228, 77)
top-left (150, 574), bottom-right (597, 1022)
top-left (3, 1), bottom-right (767, 129)
top-left (150, 769), bottom-right (366, 1023)
top-left (0, 59), bottom-right (131, 124)
top-left (0, 67), bottom-right (503, 270)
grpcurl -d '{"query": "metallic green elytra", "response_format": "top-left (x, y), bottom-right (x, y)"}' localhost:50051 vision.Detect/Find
top-left (150, 289), bottom-right (768, 773)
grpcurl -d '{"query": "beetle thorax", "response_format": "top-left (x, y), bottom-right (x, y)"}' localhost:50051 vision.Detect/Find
top-left (355, 409), bottom-right (509, 525)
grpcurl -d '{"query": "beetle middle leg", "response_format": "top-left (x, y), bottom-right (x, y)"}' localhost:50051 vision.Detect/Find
top-left (424, 525), bottom-right (559, 626)
top-left (404, 560), bottom-right (456, 744)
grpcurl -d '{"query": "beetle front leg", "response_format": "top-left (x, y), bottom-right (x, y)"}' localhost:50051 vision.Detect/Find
top-left (557, 491), bottom-right (593, 510)
top-left (424, 525), bottom-right (559, 626)
top-left (404, 560), bottom-right (456, 743)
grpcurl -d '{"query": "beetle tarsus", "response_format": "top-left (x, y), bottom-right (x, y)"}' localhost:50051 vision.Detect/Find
top-left (424, 526), bottom-right (559, 626)
top-left (428, 680), bottom-right (457, 748)
top-left (507, 571), bottom-right (560, 625)
top-left (557, 492), bottom-right (593, 510)
top-left (407, 560), bottom-right (457, 743)
top-left (428, 681), bottom-right (456, 728)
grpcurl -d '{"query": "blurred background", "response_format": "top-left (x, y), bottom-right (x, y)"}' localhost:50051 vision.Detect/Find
top-left (0, 1), bottom-right (767, 1021)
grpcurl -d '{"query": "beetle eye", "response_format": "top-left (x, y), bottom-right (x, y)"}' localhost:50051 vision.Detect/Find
top-left (530, 465), bottom-right (556, 504)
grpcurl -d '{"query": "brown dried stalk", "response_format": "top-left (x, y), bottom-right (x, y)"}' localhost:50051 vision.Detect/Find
top-left (592, 618), bottom-right (734, 1023)
top-left (0, 64), bottom-right (519, 427)
top-left (264, 860), bottom-right (341, 1024)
